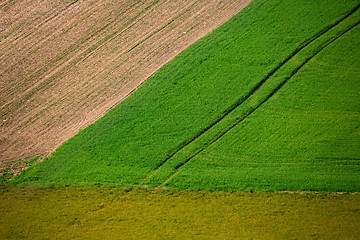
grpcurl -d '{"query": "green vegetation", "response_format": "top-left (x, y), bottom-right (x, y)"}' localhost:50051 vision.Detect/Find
top-left (12, 0), bottom-right (360, 192)
top-left (164, 7), bottom-right (360, 191)
top-left (1, 186), bottom-right (359, 239)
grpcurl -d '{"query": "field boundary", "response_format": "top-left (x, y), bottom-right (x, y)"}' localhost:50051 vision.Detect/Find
top-left (1, 0), bottom-right (252, 166)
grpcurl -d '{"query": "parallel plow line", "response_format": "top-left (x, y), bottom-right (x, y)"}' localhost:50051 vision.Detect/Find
top-left (0, 0), bottom-right (154, 111)
top-left (1, 0), bottom-right (250, 165)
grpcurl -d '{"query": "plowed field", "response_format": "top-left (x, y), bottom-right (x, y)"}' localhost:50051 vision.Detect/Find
top-left (0, 0), bottom-right (251, 171)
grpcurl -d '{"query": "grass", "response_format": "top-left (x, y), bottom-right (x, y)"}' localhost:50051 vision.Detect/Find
top-left (163, 6), bottom-right (360, 191)
top-left (11, 0), bottom-right (360, 192)
top-left (1, 185), bottom-right (359, 239)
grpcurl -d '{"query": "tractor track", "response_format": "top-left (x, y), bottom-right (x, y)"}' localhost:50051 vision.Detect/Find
top-left (161, 20), bottom-right (360, 185)
top-left (142, 3), bottom-right (360, 186)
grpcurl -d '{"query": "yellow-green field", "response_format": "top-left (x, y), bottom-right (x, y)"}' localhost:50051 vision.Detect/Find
top-left (1, 186), bottom-right (359, 239)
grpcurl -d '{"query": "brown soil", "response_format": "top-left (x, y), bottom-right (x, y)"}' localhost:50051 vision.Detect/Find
top-left (0, 0), bottom-right (252, 173)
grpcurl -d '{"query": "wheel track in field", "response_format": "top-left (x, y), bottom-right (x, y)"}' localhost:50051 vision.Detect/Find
top-left (162, 20), bottom-right (360, 185)
top-left (141, 3), bottom-right (360, 186)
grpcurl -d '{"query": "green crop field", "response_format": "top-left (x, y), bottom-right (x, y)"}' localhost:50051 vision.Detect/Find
top-left (12, 0), bottom-right (360, 192)
top-left (164, 4), bottom-right (360, 192)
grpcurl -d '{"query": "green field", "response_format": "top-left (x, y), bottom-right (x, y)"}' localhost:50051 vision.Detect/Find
top-left (163, 6), bottom-right (360, 191)
top-left (3, 0), bottom-right (360, 238)
top-left (12, 0), bottom-right (360, 192)
top-left (1, 186), bottom-right (359, 239)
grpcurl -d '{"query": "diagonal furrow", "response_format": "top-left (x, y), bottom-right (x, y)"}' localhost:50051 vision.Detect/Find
top-left (140, 3), bottom-right (360, 186)
top-left (0, 1), bottom-right (149, 111)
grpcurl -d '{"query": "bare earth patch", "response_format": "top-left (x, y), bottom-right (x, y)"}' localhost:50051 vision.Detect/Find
top-left (0, 0), bottom-right (252, 174)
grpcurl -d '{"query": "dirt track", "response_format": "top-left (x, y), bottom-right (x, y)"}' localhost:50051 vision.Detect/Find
top-left (0, 0), bottom-right (251, 173)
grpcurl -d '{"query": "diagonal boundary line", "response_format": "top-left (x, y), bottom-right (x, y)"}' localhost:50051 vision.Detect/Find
top-left (140, 3), bottom-right (360, 184)
top-left (161, 19), bottom-right (360, 186)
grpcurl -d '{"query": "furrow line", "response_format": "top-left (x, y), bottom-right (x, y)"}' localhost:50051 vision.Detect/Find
top-left (0, 0), bottom-right (159, 112)
top-left (0, 0), bottom-right (80, 59)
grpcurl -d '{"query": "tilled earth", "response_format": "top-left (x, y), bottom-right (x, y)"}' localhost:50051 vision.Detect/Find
top-left (0, 0), bottom-right (251, 174)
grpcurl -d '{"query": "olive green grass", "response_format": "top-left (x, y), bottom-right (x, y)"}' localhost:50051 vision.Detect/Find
top-left (1, 186), bottom-right (360, 239)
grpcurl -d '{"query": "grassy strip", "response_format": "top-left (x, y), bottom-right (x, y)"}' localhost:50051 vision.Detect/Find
top-left (1, 186), bottom-right (359, 239)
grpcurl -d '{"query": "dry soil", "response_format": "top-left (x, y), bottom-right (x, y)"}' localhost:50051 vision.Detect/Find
top-left (0, 0), bottom-right (251, 174)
